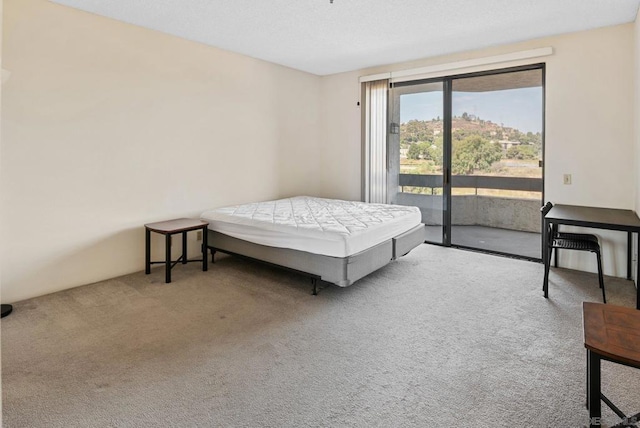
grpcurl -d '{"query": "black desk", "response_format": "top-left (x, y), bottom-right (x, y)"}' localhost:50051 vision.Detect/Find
top-left (543, 204), bottom-right (640, 309)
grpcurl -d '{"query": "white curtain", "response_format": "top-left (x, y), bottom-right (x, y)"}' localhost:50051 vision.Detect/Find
top-left (363, 79), bottom-right (389, 203)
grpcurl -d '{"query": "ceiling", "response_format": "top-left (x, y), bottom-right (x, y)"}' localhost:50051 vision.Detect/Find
top-left (51, 0), bottom-right (640, 76)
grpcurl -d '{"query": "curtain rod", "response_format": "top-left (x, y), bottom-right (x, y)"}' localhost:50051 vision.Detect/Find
top-left (359, 47), bottom-right (553, 83)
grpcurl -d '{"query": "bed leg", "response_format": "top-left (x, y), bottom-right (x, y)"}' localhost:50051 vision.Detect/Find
top-left (210, 249), bottom-right (216, 264)
top-left (311, 278), bottom-right (317, 296)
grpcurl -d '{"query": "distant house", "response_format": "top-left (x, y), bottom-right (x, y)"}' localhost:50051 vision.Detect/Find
top-left (497, 140), bottom-right (521, 150)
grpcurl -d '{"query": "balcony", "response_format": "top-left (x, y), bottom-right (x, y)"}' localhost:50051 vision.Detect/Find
top-left (397, 174), bottom-right (543, 259)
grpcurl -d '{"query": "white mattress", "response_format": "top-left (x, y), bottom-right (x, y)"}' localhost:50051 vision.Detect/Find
top-left (200, 196), bottom-right (422, 258)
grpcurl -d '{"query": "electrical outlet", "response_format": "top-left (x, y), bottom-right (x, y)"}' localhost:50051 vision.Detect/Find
top-left (196, 231), bottom-right (202, 241)
top-left (563, 174), bottom-right (572, 185)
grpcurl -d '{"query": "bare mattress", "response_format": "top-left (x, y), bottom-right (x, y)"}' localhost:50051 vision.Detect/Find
top-left (201, 196), bottom-right (426, 287)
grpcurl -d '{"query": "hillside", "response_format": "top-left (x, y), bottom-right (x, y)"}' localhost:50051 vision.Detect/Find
top-left (400, 114), bottom-right (541, 148)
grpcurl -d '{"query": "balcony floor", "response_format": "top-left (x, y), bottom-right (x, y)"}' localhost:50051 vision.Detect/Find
top-left (425, 225), bottom-right (542, 260)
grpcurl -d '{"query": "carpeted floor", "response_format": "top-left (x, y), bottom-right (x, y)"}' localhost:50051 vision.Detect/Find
top-left (2, 245), bottom-right (639, 427)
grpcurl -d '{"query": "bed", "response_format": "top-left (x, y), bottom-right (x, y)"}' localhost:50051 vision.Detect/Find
top-left (200, 196), bottom-right (426, 294)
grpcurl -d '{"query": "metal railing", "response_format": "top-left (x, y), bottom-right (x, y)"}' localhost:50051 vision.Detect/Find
top-left (399, 173), bottom-right (543, 194)
top-left (397, 174), bottom-right (543, 232)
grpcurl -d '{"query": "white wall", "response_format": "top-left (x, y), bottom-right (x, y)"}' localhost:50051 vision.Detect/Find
top-left (319, 24), bottom-right (636, 277)
top-left (636, 10), bottom-right (640, 217)
top-left (319, 74), bottom-right (362, 201)
top-left (634, 8), bottom-right (640, 283)
top-left (1, 0), bottom-right (5, 425)
top-left (1, 0), bottom-right (321, 302)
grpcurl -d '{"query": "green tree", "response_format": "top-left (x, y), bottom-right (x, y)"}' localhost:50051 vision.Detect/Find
top-left (401, 119), bottom-right (434, 145)
top-left (426, 137), bottom-right (443, 165)
top-left (406, 138), bottom-right (444, 163)
top-left (452, 136), bottom-right (503, 175)
top-left (506, 144), bottom-right (537, 160)
top-left (452, 129), bottom-right (470, 143)
top-left (407, 143), bottom-right (425, 160)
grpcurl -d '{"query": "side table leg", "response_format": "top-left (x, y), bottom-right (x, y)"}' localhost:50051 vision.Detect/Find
top-left (145, 228), bottom-right (151, 274)
top-left (165, 234), bottom-right (172, 284)
top-left (182, 231), bottom-right (188, 265)
top-left (202, 226), bottom-right (208, 272)
top-left (588, 350), bottom-right (601, 427)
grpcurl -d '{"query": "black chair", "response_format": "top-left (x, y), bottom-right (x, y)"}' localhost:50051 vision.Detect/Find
top-left (541, 202), bottom-right (606, 303)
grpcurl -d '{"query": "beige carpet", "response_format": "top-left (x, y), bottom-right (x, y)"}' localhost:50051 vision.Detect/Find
top-left (2, 245), bottom-right (639, 427)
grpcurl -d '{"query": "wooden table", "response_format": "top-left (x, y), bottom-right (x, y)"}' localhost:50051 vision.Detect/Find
top-left (583, 302), bottom-right (640, 427)
top-left (544, 204), bottom-right (640, 309)
top-left (145, 218), bottom-right (209, 283)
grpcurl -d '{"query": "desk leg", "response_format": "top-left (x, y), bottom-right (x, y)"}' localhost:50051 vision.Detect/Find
top-left (182, 232), bottom-right (188, 265)
top-left (202, 226), bottom-right (208, 272)
top-left (145, 228), bottom-right (151, 275)
top-left (627, 232), bottom-right (632, 280)
top-left (553, 225), bottom-right (558, 268)
top-left (588, 350), bottom-right (602, 427)
top-left (585, 350), bottom-right (589, 409)
top-left (165, 234), bottom-right (172, 284)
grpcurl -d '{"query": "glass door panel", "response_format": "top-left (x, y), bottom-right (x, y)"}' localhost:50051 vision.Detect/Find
top-left (450, 68), bottom-right (543, 258)
top-left (389, 82), bottom-right (445, 244)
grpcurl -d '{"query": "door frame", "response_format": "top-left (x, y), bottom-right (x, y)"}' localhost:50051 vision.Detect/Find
top-left (390, 63), bottom-right (546, 261)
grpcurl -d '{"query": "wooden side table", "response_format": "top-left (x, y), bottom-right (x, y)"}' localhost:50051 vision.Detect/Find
top-left (145, 218), bottom-right (209, 283)
top-left (583, 302), bottom-right (640, 427)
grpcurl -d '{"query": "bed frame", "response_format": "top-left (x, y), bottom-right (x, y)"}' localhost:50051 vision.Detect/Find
top-left (206, 224), bottom-right (426, 295)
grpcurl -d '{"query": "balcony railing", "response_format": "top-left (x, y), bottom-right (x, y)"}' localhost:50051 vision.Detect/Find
top-left (397, 174), bottom-right (543, 233)
top-left (399, 174), bottom-right (543, 193)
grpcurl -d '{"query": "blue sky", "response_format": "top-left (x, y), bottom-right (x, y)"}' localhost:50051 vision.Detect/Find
top-left (400, 87), bottom-right (543, 133)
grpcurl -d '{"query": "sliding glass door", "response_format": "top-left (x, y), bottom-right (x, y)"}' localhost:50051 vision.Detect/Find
top-left (388, 65), bottom-right (545, 259)
top-left (450, 68), bottom-right (543, 258)
top-left (389, 81), bottom-right (445, 244)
